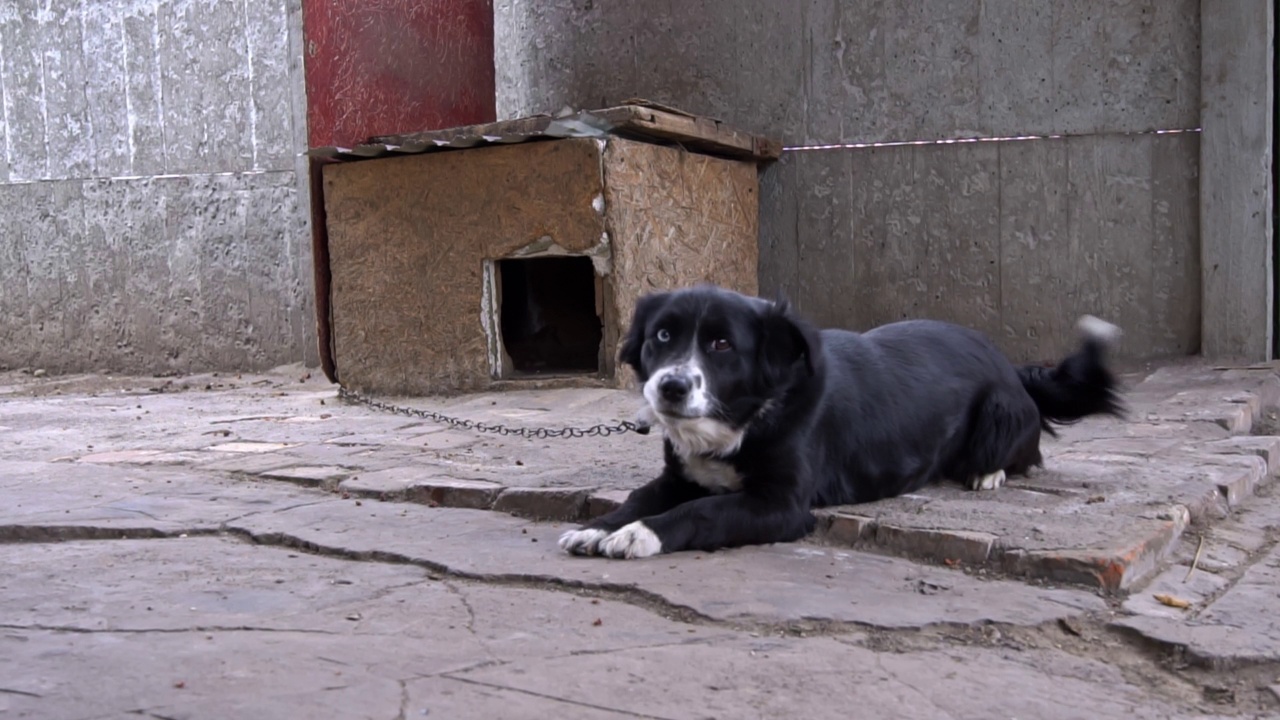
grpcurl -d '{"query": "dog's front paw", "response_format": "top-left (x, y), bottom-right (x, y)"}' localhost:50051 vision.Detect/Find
top-left (558, 527), bottom-right (610, 556)
top-left (598, 521), bottom-right (663, 559)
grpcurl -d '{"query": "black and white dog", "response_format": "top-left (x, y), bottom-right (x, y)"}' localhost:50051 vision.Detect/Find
top-left (559, 285), bottom-right (1123, 560)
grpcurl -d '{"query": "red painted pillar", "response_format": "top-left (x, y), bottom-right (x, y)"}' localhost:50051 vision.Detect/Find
top-left (303, 0), bottom-right (496, 381)
top-left (302, 0), bottom-right (496, 147)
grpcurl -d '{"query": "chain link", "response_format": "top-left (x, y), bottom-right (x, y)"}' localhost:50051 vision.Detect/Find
top-left (336, 385), bottom-right (649, 439)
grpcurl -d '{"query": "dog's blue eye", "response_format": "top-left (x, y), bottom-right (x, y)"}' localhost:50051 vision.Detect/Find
top-left (710, 338), bottom-right (733, 352)
top-left (656, 329), bottom-right (671, 342)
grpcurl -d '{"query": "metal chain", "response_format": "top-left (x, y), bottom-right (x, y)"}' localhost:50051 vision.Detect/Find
top-left (336, 385), bottom-right (648, 438)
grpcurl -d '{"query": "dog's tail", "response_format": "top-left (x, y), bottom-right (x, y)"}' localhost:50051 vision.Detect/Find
top-left (1018, 316), bottom-right (1125, 435)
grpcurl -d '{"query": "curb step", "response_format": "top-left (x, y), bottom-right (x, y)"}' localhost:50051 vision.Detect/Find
top-left (236, 367), bottom-right (1280, 593)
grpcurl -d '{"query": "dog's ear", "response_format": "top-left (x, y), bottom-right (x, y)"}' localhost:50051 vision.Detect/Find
top-left (619, 293), bottom-right (664, 372)
top-left (759, 300), bottom-right (820, 386)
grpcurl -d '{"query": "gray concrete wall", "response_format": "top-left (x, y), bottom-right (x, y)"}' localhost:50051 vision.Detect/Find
top-left (762, 132), bottom-right (1200, 363)
top-left (496, 0), bottom-right (1205, 362)
top-left (1200, 0), bottom-right (1274, 361)
top-left (0, 0), bottom-right (315, 374)
top-left (497, 1), bottom-right (1199, 143)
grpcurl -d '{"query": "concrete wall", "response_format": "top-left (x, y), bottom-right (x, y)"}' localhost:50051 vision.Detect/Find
top-left (1200, 0), bottom-right (1274, 361)
top-left (0, 0), bottom-right (315, 373)
top-left (496, 0), bottom-right (1205, 362)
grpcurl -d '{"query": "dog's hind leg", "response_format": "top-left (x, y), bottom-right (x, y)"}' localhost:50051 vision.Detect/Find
top-left (953, 384), bottom-right (1042, 491)
top-left (968, 469), bottom-right (1006, 491)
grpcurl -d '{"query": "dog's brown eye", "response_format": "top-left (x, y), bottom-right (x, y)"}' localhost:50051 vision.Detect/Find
top-left (710, 338), bottom-right (733, 352)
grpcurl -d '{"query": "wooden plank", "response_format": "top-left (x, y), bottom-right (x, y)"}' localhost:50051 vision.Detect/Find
top-left (593, 105), bottom-right (783, 161)
top-left (1200, 0), bottom-right (1274, 360)
top-left (367, 104), bottom-right (782, 163)
top-left (370, 114), bottom-right (555, 146)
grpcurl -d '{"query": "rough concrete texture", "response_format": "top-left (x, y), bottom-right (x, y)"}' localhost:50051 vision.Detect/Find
top-left (0, 0), bottom-right (316, 374)
top-left (815, 361), bottom-right (1280, 590)
top-left (1199, 0), bottom-right (1275, 361)
top-left (0, 538), bottom-right (1246, 719)
top-left (3, 360), bottom-right (1277, 599)
top-left (495, 0), bottom-right (1200, 144)
top-left (760, 131), bottom-right (1201, 363)
top-left (1114, 483), bottom-right (1280, 668)
top-left (5, 370), bottom-right (1280, 716)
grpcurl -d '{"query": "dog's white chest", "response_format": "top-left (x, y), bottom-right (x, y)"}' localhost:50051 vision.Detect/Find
top-left (681, 454), bottom-right (743, 493)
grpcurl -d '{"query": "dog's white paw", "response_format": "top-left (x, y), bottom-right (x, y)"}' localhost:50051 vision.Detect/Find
top-left (598, 521), bottom-right (663, 559)
top-left (558, 528), bottom-right (609, 556)
top-left (969, 469), bottom-right (1007, 491)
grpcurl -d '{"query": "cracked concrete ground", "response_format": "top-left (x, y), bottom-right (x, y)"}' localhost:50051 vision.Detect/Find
top-left (3, 364), bottom-right (1280, 718)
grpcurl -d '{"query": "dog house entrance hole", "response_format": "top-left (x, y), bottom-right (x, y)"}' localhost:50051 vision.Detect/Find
top-left (498, 256), bottom-right (603, 376)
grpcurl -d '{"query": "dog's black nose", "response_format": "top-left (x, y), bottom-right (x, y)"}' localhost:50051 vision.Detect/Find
top-left (658, 375), bottom-right (692, 403)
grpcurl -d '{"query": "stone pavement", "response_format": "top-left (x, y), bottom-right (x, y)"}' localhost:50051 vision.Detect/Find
top-left (2, 362), bottom-right (1280, 717)
top-left (817, 360), bottom-right (1280, 591)
top-left (8, 359), bottom-right (1276, 592)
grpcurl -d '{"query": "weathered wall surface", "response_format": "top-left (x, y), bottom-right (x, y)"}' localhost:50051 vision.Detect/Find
top-left (1199, 0), bottom-right (1274, 361)
top-left (0, 0), bottom-right (315, 373)
top-left (301, 0), bottom-right (495, 149)
top-left (762, 133), bottom-right (1200, 363)
top-left (497, 1), bottom-right (1199, 143)
top-left (496, 0), bottom-right (1205, 362)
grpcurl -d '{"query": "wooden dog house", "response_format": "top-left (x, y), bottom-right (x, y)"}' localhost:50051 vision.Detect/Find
top-left (311, 102), bottom-right (780, 396)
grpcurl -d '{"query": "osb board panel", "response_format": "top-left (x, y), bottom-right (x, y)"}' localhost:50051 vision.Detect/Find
top-left (604, 138), bottom-right (759, 386)
top-left (324, 139), bottom-right (607, 395)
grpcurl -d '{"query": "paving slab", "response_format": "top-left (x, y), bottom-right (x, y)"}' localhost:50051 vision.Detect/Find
top-left (0, 453), bottom-right (1106, 631)
top-left (3, 369), bottom-right (1277, 717)
top-left (0, 459), bottom-right (326, 541)
top-left (447, 636), bottom-right (1225, 720)
top-left (1113, 487), bottom-right (1280, 667)
top-left (0, 537), bottom-right (1229, 720)
top-left (0, 537), bottom-right (737, 719)
top-left (224, 497), bottom-right (1108, 630)
top-left (807, 363), bottom-right (1280, 591)
top-left (0, 518), bottom-right (1245, 720)
top-left (813, 445), bottom-right (1267, 591)
top-left (3, 361), bottom-right (1278, 595)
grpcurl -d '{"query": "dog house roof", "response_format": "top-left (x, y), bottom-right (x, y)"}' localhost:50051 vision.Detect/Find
top-left (307, 99), bottom-right (782, 164)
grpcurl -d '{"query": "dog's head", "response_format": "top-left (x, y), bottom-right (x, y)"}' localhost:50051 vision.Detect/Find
top-left (619, 285), bottom-right (821, 456)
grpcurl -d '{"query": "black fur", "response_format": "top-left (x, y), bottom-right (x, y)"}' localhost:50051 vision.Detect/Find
top-left (562, 285), bottom-right (1123, 558)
